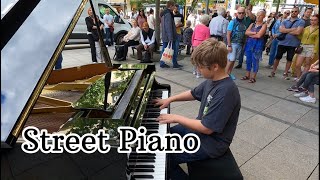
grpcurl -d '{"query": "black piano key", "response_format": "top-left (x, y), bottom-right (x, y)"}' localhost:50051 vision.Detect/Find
top-left (132, 168), bottom-right (154, 173)
top-left (130, 152), bottom-right (156, 156)
top-left (128, 159), bottom-right (155, 163)
top-left (129, 156), bottom-right (156, 160)
top-left (132, 175), bottom-right (154, 179)
top-left (128, 165), bottom-right (155, 169)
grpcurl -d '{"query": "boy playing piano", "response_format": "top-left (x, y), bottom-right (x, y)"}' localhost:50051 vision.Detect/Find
top-left (154, 38), bottom-right (241, 179)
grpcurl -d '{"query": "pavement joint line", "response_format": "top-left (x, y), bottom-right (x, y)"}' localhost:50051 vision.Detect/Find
top-left (156, 75), bottom-right (319, 136)
top-left (307, 164), bottom-right (319, 179)
top-left (178, 69), bottom-right (318, 110)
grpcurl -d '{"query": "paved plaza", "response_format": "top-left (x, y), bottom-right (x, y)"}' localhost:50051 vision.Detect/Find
top-left (61, 45), bottom-right (319, 180)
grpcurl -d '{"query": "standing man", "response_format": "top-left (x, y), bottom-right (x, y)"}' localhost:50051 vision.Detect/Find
top-left (269, 7), bottom-right (305, 79)
top-left (147, 8), bottom-right (155, 30)
top-left (226, 7), bottom-right (247, 80)
top-left (267, 11), bottom-right (290, 68)
top-left (291, 7), bottom-right (313, 76)
top-left (209, 7), bottom-right (229, 41)
top-left (103, 9), bottom-right (114, 46)
top-left (173, 4), bottom-right (184, 66)
top-left (235, 4), bottom-right (256, 69)
top-left (159, 1), bottom-right (183, 69)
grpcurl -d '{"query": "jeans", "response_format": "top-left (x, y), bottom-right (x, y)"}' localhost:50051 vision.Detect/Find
top-left (54, 54), bottom-right (63, 70)
top-left (268, 39), bottom-right (279, 66)
top-left (105, 28), bottom-right (114, 45)
top-left (169, 125), bottom-right (210, 180)
top-left (297, 72), bottom-right (319, 93)
top-left (160, 41), bottom-right (179, 67)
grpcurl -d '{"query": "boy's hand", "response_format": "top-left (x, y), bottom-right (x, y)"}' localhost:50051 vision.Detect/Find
top-left (157, 114), bottom-right (181, 124)
top-left (152, 98), bottom-right (170, 109)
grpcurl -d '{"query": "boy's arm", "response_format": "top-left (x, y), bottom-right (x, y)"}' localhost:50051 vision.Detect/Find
top-left (153, 90), bottom-right (195, 109)
top-left (157, 115), bottom-right (213, 135)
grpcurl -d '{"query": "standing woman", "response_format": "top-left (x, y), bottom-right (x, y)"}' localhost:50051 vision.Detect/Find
top-left (136, 9), bottom-right (147, 28)
top-left (295, 14), bottom-right (319, 80)
top-left (241, 10), bottom-right (267, 83)
top-left (85, 7), bottom-right (104, 63)
top-left (191, 14), bottom-right (210, 78)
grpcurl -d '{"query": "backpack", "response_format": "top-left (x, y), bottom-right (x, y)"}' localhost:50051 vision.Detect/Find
top-left (141, 51), bottom-right (152, 63)
top-left (113, 45), bottom-right (125, 61)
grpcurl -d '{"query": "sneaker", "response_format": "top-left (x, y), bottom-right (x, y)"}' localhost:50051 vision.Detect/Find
top-left (299, 95), bottom-right (316, 103)
top-left (192, 71), bottom-right (196, 75)
top-left (196, 74), bottom-right (202, 78)
top-left (293, 77), bottom-right (299, 82)
top-left (287, 85), bottom-right (298, 91)
top-left (229, 74), bottom-right (236, 80)
top-left (177, 64), bottom-right (183, 68)
top-left (160, 64), bottom-right (170, 68)
top-left (294, 91), bottom-right (308, 97)
top-left (265, 65), bottom-right (273, 69)
top-left (235, 64), bottom-right (242, 69)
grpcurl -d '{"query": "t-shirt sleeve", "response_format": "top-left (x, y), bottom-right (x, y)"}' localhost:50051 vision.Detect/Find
top-left (191, 80), bottom-right (207, 101)
top-left (227, 20), bottom-right (234, 31)
top-left (201, 87), bottom-right (237, 133)
top-left (298, 19), bottom-right (305, 28)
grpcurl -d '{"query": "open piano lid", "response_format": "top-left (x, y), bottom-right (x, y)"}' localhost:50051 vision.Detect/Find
top-left (1, 0), bottom-right (108, 148)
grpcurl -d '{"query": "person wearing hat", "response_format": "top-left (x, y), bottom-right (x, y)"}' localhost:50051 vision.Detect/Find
top-left (136, 22), bottom-right (155, 61)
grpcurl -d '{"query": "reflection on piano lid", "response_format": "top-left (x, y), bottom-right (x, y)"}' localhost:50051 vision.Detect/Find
top-left (1, 0), bottom-right (90, 147)
top-left (72, 70), bottom-right (135, 112)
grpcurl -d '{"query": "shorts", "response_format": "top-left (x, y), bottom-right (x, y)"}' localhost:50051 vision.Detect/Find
top-left (275, 45), bottom-right (296, 61)
top-left (298, 44), bottom-right (315, 58)
top-left (227, 43), bottom-right (243, 62)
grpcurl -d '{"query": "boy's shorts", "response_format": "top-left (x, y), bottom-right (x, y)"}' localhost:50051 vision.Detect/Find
top-left (227, 43), bottom-right (243, 62)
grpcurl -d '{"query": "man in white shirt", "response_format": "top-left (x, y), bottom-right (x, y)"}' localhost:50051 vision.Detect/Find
top-left (103, 9), bottom-right (114, 46)
top-left (209, 7), bottom-right (229, 41)
top-left (147, 8), bottom-right (155, 30)
top-left (136, 22), bottom-right (155, 61)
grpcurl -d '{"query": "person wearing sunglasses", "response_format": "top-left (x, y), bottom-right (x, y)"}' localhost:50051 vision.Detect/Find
top-left (234, 4), bottom-right (256, 69)
top-left (290, 7), bottom-right (313, 76)
top-left (226, 7), bottom-right (247, 80)
top-left (267, 10), bottom-right (291, 68)
top-left (269, 7), bottom-right (305, 79)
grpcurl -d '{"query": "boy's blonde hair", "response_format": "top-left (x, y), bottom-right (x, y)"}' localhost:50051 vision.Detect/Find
top-left (191, 38), bottom-right (228, 68)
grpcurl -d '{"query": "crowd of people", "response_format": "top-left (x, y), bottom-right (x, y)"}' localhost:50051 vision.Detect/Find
top-left (84, 3), bottom-right (319, 103)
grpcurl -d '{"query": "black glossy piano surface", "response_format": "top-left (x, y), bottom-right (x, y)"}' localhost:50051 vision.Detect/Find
top-left (1, 1), bottom-right (170, 179)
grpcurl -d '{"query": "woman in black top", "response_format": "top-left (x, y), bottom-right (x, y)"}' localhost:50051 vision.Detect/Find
top-left (85, 7), bottom-right (104, 63)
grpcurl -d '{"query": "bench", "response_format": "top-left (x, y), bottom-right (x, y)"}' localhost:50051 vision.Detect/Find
top-left (130, 42), bottom-right (185, 56)
top-left (187, 148), bottom-right (243, 180)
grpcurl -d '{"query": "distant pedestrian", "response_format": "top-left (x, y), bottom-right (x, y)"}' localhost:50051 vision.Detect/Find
top-left (136, 9), bottom-right (147, 28)
top-left (269, 7), bottom-right (305, 79)
top-left (159, 1), bottom-right (182, 69)
top-left (103, 9), bottom-right (114, 46)
top-left (192, 14), bottom-right (210, 78)
top-left (55, 53), bottom-right (63, 70)
top-left (209, 7), bottom-right (229, 42)
top-left (226, 7), bottom-right (247, 80)
top-left (85, 7), bottom-right (104, 63)
top-left (240, 10), bottom-right (267, 83)
top-left (183, 20), bottom-right (193, 55)
top-left (147, 8), bottom-right (155, 30)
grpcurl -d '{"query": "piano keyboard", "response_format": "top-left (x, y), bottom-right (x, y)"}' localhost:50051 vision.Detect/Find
top-left (128, 89), bottom-right (169, 180)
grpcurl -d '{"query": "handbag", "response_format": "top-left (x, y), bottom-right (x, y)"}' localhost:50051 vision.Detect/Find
top-left (141, 51), bottom-right (152, 63)
top-left (295, 46), bottom-right (303, 54)
top-left (160, 41), bottom-right (174, 64)
top-left (276, 20), bottom-right (298, 41)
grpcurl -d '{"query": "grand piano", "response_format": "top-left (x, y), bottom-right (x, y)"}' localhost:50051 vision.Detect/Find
top-left (1, 0), bottom-right (170, 179)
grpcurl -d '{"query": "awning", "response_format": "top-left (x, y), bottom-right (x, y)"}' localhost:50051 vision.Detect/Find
top-left (304, 0), bottom-right (318, 5)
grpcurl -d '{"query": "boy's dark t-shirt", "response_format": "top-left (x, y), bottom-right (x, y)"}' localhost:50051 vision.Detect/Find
top-left (191, 77), bottom-right (241, 158)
